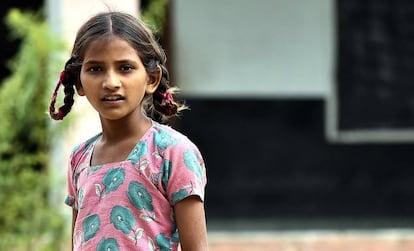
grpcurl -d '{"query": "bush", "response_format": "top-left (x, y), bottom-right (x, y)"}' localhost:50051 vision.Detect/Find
top-left (141, 0), bottom-right (169, 36)
top-left (0, 9), bottom-right (66, 250)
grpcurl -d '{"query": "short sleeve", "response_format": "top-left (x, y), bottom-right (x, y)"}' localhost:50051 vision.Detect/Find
top-left (64, 148), bottom-right (78, 209)
top-left (163, 138), bottom-right (207, 205)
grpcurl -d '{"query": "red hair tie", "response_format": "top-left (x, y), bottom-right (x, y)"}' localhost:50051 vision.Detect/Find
top-left (158, 91), bottom-right (174, 102)
top-left (49, 70), bottom-right (66, 120)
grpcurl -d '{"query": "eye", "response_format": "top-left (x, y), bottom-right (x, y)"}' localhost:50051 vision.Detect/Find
top-left (120, 65), bottom-right (135, 72)
top-left (87, 66), bottom-right (102, 72)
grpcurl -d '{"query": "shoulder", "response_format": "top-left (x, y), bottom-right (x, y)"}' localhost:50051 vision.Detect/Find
top-left (151, 122), bottom-right (199, 151)
top-left (151, 122), bottom-right (205, 174)
top-left (69, 133), bottom-right (101, 167)
top-left (150, 123), bottom-right (207, 204)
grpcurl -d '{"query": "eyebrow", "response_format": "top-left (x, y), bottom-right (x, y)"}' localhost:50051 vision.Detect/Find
top-left (83, 59), bottom-right (138, 65)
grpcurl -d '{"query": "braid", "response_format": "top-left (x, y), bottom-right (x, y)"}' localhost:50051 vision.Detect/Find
top-left (151, 62), bottom-right (187, 122)
top-left (49, 57), bottom-right (80, 120)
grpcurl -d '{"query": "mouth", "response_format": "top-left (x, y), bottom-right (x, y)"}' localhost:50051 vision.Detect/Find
top-left (102, 95), bottom-right (125, 102)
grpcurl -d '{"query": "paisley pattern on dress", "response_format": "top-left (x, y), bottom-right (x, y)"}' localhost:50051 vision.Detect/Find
top-left (103, 167), bottom-right (126, 194)
top-left (183, 149), bottom-right (203, 179)
top-left (96, 237), bottom-right (120, 251)
top-left (110, 205), bottom-right (136, 234)
top-left (82, 214), bottom-right (100, 242)
top-left (127, 181), bottom-right (154, 211)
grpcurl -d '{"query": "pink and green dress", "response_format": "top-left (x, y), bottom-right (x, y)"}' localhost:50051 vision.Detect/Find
top-left (65, 121), bottom-right (207, 250)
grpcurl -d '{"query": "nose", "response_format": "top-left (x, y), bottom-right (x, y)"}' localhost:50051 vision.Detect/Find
top-left (103, 71), bottom-right (121, 90)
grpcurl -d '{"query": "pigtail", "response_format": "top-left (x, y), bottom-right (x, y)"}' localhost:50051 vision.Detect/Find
top-left (49, 57), bottom-right (79, 120)
top-left (150, 62), bottom-right (188, 122)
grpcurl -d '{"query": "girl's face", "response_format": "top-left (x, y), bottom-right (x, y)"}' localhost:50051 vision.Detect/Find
top-left (79, 36), bottom-right (160, 121)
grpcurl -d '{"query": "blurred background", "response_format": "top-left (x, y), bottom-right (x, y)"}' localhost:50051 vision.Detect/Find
top-left (1, 0), bottom-right (414, 250)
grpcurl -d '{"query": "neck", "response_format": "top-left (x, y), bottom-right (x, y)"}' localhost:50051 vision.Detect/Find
top-left (99, 113), bottom-right (152, 143)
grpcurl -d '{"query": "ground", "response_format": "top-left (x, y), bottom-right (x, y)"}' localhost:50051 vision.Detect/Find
top-left (207, 230), bottom-right (414, 251)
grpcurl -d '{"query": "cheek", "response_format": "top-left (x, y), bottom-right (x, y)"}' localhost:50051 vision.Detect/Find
top-left (79, 72), bottom-right (96, 89)
top-left (79, 72), bottom-right (86, 87)
top-left (79, 66), bottom-right (94, 83)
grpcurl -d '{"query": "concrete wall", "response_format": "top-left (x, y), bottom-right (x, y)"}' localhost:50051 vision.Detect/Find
top-left (172, 0), bottom-right (334, 98)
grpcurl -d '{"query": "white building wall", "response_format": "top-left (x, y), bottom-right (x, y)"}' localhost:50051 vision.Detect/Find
top-left (172, 0), bottom-right (335, 98)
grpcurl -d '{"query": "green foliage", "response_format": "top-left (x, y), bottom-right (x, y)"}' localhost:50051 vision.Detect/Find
top-left (141, 0), bottom-right (169, 36)
top-left (0, 9), bottom-right (66, 250)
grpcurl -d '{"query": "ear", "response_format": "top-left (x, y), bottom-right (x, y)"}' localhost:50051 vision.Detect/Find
top-left (75, 81), bottom-right (85, 96)
top-left (145, 66), bottom-right (161, 94)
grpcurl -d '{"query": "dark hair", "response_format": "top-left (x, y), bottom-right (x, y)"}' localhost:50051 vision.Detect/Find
top-left (49, 11), bottom-right (186, 122)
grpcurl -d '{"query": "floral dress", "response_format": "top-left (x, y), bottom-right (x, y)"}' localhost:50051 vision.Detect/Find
top-left (65, 121), bottom-right (207, 251)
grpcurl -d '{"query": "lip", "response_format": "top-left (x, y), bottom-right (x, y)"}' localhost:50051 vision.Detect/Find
top-left (101, 94), bottom-right (125, 104)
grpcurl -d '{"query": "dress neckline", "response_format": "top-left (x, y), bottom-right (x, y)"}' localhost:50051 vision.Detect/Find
top-left (86, 119), bottom-right (157, 167)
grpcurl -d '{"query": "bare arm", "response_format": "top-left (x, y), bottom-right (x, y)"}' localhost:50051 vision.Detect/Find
top-left (71, 209), bottom-right (78, 250)
top-left (174, 196), bottom-right (208, 251)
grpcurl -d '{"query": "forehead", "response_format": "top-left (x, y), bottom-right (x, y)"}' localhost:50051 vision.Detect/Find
top-left (82, 36), bottom-right (139, 59)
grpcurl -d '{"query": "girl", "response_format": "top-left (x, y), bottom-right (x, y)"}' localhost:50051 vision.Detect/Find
top-left (49, 11), bottom-right (208, 251)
